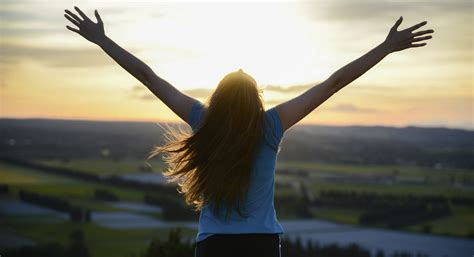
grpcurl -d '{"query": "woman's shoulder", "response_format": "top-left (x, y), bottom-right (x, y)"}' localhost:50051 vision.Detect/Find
top-left (189, 101), bottom-right (206, 131)
top-left (263, 107), bottom-right (284, 151)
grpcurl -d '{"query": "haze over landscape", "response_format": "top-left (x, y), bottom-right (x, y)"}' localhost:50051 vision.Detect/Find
top-left (1, 0), bottom-right (472, 129)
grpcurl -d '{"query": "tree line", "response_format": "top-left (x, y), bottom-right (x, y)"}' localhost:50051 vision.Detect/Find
top-left (18, 190), bottom-right (91, 223)
top-left (310, 189), bottom-right (453, 228)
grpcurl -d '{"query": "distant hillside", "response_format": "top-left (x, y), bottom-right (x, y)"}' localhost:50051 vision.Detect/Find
top-left (284, 125), bottom-right (474, 169)
top-left (1, 118), bottom-right (473, 169)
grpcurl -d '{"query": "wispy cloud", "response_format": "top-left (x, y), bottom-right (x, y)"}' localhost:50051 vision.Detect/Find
top-left (130, 84), bottom-right (383, 113)
top-left (262, 83), bottom-right (314, 93)
top-left (2, 43), bottom-right (134, 68)
top-left (305, 0), bottom-right (472, 23)
top-left (182, 88), bottom-right (213, 98)
top-left (325, 103), bottom-right (381, 113)
top-left (130, 85), bottom-right (154, 100)
top-left (132, 85), bottom-right (143, 91)
top-left (131, 85), bottom-right (212, 100)
top-left (139, 94), bottom-right (156, 101)
top-left (130, 82), bottom-right (317, 102)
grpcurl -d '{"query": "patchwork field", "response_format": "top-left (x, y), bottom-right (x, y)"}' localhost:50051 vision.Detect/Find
top-left (1, 159), bottom-right (473, 256)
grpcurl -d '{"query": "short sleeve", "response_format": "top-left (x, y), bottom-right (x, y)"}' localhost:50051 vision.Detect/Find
top-left (188, 101), bottom-right (205, 131)
top-left (264, 107), bottom-right (284, 150)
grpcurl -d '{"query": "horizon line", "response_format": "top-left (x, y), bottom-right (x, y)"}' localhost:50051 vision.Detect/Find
top-left (1, 115), bottom-right (472, 132)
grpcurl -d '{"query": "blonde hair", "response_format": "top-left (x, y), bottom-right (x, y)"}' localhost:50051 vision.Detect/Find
top-left (147, 69), bottom-right (265, 220)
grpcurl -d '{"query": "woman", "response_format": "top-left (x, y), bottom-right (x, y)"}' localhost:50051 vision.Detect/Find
top-left (64, 6), bottom-right (433, 257)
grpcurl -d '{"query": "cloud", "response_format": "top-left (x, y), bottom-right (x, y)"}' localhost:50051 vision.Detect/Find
top-left (325, 103), bottom-right (381, 113)
top-left (132, 84), bottom-right (144, 91)
top-left (304, 0), bottom-right (472, 23)
top-left (130, 88), bottom-right (382, 113)
top-left (180, 83), bottom-right (316, 97)
top-left (0, 9), bottom-right (40, 22)
top-left (139, 94), bottom-right (156, 101)
top-left (130, 82), bottom-right (318, 102)
top-left (129, 85), bottom-right (156, 100)
top-left (130, 84), bottom-right (203, 102)
top-left (182, 88), bottom-right (213, 98)
top-left (262, 83), bottom-right (314, 93)
top-left (264, 99), bottom-right (282, 106)
top-left (129, 82), bottom-right (318, 103)
top-left (2, 43), bottom-right (136, 68)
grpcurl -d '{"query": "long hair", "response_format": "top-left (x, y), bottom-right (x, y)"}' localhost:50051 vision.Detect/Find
top-left (147, 69), bottom-right (265, 220)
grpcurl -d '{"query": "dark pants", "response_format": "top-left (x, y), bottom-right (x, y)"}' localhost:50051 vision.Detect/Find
top-left (194, 233), bottom-right (281, 257)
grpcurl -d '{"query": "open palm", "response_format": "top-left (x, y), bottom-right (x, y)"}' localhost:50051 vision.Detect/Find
top-left (384, 16), bottom-right (434, 53)
top-left (64, 6), bottom-right (106, 45)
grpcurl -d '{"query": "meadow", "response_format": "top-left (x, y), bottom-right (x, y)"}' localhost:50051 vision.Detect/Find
top-left (2, 157), bottom-right (473, 257)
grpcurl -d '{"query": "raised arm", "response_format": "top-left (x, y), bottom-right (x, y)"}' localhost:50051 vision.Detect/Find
top-left (276, 16), bottom-right (434, 132)
top-left (64, 6), bottom-right (197, 124)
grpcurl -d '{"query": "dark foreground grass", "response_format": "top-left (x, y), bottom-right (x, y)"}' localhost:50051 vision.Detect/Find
top-left (2, 215), bottom-right (197, 257)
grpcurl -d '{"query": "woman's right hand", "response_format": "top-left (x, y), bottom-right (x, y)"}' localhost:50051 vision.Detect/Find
top-left (383, 16), bottom-right (434, 53)
top-left (64, 6), bottom-right (106, 45)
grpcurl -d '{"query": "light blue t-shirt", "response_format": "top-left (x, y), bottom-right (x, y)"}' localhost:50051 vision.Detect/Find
top-left (187, 100), bottom-right (285, 243)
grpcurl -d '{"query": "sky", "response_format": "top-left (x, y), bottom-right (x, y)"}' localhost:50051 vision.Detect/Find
top-left (1, 0), bottom-right (473, 130)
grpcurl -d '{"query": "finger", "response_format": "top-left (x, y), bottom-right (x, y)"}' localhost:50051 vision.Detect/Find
top-left (65, 9), bottom-right (82, 23)
top-left (74, 6), bottom-right (91, 21)
top-left (66, 25), bottom-right (80, 34)
top-left (400, 34), bottom-right (432, 44)
top-left (404, 21), bottom-right (427, 32)
top-left (412, 29), bottom-right (434, 37)
top-left (396, 41), bottom-right (425, 51)
top-left (391, 16), bottom-right (403, 31)
top-left (64, 13), bottom-right (80, 27)
top-left (94, 9), bottom-right (103, 24)
top-left (411, 35), bottom-right (432, 43)
top-left (409, 42), bottom-right (427, 48)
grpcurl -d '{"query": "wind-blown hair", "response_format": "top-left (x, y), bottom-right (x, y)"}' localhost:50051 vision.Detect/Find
top-left (147, 69), bottom-right (265, 220)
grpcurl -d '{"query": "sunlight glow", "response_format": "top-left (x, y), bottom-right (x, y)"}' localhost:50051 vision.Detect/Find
top-left (1, 0), bottom-right (472, 129)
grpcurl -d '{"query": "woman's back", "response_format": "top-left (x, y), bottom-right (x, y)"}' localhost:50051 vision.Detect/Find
top-left (188, 101), bottom-right (285, 243)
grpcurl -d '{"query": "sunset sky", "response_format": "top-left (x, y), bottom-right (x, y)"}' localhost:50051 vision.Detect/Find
top-left (1, 0), bottom-right (472, 130)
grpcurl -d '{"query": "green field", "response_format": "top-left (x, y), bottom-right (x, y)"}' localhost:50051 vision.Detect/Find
top-left (404, 205), bottom-right (474, 237)
top-left (308, 181), bottom-right (474, 198)
top-left (277, 160), bottom-right (474, 183)
top-left (0, 162), bottom-right (76, 184)
top-left (1, 159), bottom-right (473, 256)
top-left (0, 162), bottom-right (145, 211)
top-left (278, 161), bottom-right (474, 237)
top-left (311, 207), bottom-right (363, 225)
top-left (33, 158), bottom-right (167, 176)
top-left (2, 215), bottom-right (195, 257)
top-left (0, 161), bottom-right (192, 256)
